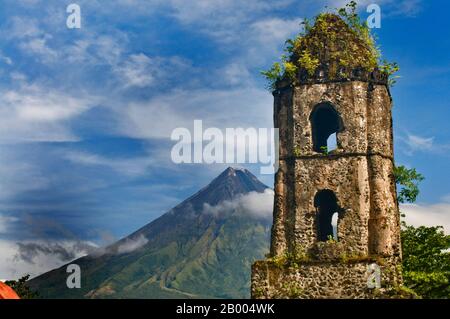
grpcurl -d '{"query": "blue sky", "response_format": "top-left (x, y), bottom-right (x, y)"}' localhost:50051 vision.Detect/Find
top-left (0, 0), bottom-right (449, 278)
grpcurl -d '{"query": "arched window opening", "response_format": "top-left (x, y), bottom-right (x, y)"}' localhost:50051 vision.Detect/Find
top-left (314, 189), bottom-right (340, 242)
top-left (310, 103), bottom-right (343, 153)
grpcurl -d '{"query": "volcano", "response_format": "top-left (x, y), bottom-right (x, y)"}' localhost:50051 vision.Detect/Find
top-left (29, 167), bottom-right (272, 298)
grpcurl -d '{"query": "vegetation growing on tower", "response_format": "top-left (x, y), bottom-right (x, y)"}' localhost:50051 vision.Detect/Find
top-left (262, 1), bottom-right (399, 90)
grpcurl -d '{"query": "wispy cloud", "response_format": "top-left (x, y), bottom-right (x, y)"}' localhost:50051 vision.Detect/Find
top-left (0, 83), bottom-right (97, 142)
top-left (325, 0), bottom-right (422, 17)
top-left (0, 239), bottom-right (97, 280)
top-left (116, 86), bottom-right (272, 140)
top-left (0, 215), bottom-right (18, 234)
top-left (14, 241), bottom-right (97, 265)
top-left (116, 234), bottom-right (148, 254)
top-left (114, 54), bottom-right (193, 89)
top-left (64, 151), bottom-right (155, 177)
top-left (401, 202), bottom-right (450, 234)
top-left (399, 133), bottom-right (450, 156)
top-left (405, 134), bottom-right (434, 152)
top-left (203, 189), bottom-right (274, 219)
top-left (0, 51), bottom-right (13, 65)
top-left (250, 17), bottom-right (303, 44)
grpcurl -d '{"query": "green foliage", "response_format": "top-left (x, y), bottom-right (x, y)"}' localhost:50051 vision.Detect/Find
top-left (298, 50), bottom-right (320, 76)
top-left (320, 145), bottom-right (329, 155)
top-left (261, 56), bottom-right (298, 90)
top-left (380, 60), bottom-right (400, 86)
top-left (394, 165), bottom-right (449, 298)
top-left (261, 1), bottom-right (399, 90)
top-left (394, 165), bottom-right (425, 204)
top-left (282, 281), bottom-right (304, 298)
top-left (261, 62), bottom-right (282, 91)
top-left (401, 225), bottom-right (450, 298)
top-left (30, 212), bottom-right (271, 299)
top-left (268, 246), bottom-right (311, 268)
top-left (284, 61), bottom-right (298, 80)
top-left (5, 275), bottom-right (39, 299)
top-left (253, 286), bottom-right (265, 298)
top-left (326, 235), bottom-right (337, 243)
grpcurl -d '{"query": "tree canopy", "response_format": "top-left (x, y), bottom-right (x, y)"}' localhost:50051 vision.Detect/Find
top-left (395, 165), bottom-right (450, 299)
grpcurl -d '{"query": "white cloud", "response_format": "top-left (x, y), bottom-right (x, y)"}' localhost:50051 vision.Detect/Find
top-left (19, 35), bottom-right (58, 61)
top-left (0, 240), bottom-right (97, 280)
top-left (0, 214), bottom-right (18, 234)
top-left (5, 16), bottom-right (43, 39)
top-left (221, 63), bottom-right (252, 86)
top-left (90, 35), bottom-right (126, 66)
top-left (0, 84), bottom-right (96, 142)
top-left (5, 88), bottom-right (90, 122)
top-left (401, 202), bottom-right (450, 234)
top-left (250, 17), bottom-right (303, 44)
top-left (400, 133), bottom-right (450, 157)
top-left (114, 54), bottom-right (193, 89)
top-left (62, 33), bottom-right (127, 67)
top-left (64, 151), bottom-right (155, 177)
top-left (116, 234), bottom-right (148, 254)
top-left (163, 0), bottom-right (293, 40)
top-left (203, 188), bottom-right (273, 219)
top-left (116, 54), bottom-right (156, 88)
top-left (117, 86), bottom-right (272, 140)
top-left (325, 0), bottom-right (422, 17)
top-left (245, 17), bottom-right (303, 65)
top-left (4, 16), bottom-right (58, 62)
top-left (0, 51), bottom-right (12, 65)
top-left (406, 134), bottom-right (434, 151)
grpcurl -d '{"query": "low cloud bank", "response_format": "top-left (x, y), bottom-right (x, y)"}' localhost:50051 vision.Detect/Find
top-left (203, 189), bottom-right (274, 219)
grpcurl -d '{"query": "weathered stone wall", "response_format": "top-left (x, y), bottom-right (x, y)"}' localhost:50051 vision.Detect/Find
top-left (252, 257), bottom-right (403, 299)
top-left (275, 82), bottom-right (394, 158)
top-left (270, 81), bottom-right (400, 258)
top-left (292, 156), bottom-right (371, 256)
top-left (256, 79), bottom-right (404, 299)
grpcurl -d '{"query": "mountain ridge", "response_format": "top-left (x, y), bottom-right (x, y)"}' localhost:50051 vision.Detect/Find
top-left (29, 167), bottom-right (272, 299)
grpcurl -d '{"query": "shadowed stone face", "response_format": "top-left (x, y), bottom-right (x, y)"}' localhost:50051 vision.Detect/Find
top-left (310, 103), bottom-right (344, 153)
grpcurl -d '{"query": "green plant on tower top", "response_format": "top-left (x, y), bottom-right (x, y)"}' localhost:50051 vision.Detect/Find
top-left (262, 1), bottom-right (399, 90)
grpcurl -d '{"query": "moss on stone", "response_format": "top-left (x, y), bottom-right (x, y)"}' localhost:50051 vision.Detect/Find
top-left (267, 246), bottom-right (313, 268)
top-left (372, 285), bottom-right (420, 299)
top-left (291, 13), bottom-right (378, 79)
top-left (262, 1), bottom-right (399, 90)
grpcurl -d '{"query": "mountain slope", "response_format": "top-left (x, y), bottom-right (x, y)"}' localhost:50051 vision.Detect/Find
top-left (29, 167), bottom-right (271, 299)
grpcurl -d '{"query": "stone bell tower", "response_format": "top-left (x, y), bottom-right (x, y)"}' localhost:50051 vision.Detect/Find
top-left (252, 14), bottom-right (404, 298)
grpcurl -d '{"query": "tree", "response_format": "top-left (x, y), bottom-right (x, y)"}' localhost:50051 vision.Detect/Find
top-left (5, 275), bottom-right (39, 299)
top-left (395, 165), bottom-right (450, 299)
top-left (394, 165), bottom-right (424, 204)
top-left (401, 225), bottom-right (450, 298)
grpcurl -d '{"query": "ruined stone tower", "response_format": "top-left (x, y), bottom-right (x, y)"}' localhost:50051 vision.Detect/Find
top-left (251, 14), bottom-right (404, 298)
